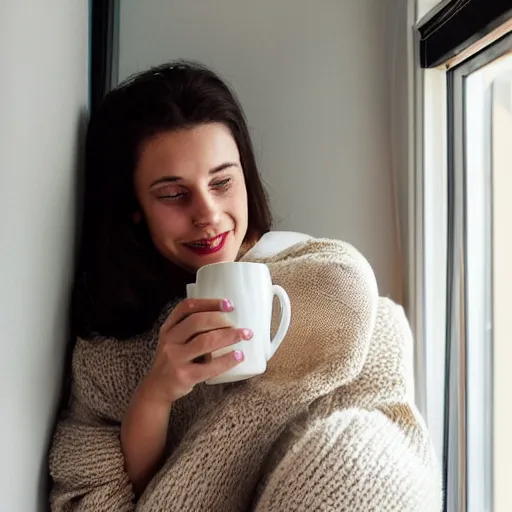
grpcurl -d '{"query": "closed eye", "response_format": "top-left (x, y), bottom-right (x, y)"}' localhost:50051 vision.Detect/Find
top-left (157, 190), bottom-right (187, 200)
top-left (155, 177), bottom-right (232, 202)
top-left (212, 178), bottom-right (232, 189)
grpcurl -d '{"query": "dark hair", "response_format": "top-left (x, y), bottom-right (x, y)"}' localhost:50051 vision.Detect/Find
top-left (73, 60), bottom-right (272, 340)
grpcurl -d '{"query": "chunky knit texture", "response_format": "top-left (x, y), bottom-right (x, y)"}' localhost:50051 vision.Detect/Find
top-left (49, 236), bottom-right (442, 511)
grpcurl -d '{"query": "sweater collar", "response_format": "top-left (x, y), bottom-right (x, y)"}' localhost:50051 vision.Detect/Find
top-left (242, 231), bottom-right (312, 261)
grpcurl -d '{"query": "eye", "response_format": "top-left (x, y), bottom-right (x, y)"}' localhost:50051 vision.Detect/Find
top-left (212, 178), bottom-right (232, 190)
top-left (155, 188), bottom-right (187, 201)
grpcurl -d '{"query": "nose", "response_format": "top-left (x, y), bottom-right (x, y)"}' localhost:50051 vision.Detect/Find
top-left (191, 190), bottom-right (221, 228)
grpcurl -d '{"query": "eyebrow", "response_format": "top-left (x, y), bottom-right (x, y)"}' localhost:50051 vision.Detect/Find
top-left (149, 162), bottom-right (239, 188)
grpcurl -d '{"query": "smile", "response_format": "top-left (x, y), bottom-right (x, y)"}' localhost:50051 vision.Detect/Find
top-left (183, 232), bottom-right (230, 255)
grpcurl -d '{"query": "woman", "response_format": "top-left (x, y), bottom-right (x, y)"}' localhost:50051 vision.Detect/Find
top-left (49, 61), bottom-right (441, 511)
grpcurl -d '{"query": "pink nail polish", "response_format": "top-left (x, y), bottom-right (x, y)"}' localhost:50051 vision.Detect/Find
top-left (242, 328), bottom-right (253, 340)
top-left (222, 299), bottom-right (234, 312)
top-left (233, 350), bottom-right (244, 362)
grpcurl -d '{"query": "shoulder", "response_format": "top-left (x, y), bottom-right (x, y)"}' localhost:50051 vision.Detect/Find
top-left (242, 231), bottom-right (313, 260)
top-left (246, 231), bottom-right (375, 272)
top-left (247, 234), bottom-right (379, 342)
top-left (247, 232), bottom-right (378, 299)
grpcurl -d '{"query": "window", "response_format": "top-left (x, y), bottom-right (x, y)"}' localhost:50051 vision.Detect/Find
top-left (417, 2), bottom-right (512, 511)
top-left (445, 35), bottom-right (512, 512)
top-left (490, 53), bottom-right (512, 512)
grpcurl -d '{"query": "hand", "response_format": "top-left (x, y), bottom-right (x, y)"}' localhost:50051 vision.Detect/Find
top-left (143, 298), bottom-right (252, 405)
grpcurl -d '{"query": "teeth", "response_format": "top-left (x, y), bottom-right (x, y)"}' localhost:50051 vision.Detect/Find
top-left (189, 235), bottom-right (223, 248)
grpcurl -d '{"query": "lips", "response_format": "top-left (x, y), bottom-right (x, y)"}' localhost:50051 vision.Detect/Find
top-left (183, 232), bottom-right (229, 256)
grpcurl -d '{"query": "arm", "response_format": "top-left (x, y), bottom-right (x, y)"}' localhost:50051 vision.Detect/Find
top-left (120, 299), bottom-right (249, 497)
top-left (120, 377), bottom-right (172, 497)
top-left (50, 298), bottom-right (250, 510)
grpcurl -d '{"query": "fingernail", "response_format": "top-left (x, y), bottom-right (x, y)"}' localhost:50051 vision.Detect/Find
top-left (242, 328), bottom-right (253, 340)
top-left (233, 350), bottom-right (244, 362)
top-left (221, 299), bottom-right (234, 312)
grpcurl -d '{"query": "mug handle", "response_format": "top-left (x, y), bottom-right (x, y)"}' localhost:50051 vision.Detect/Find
top-left (268, 285), bottom-right (291, 360)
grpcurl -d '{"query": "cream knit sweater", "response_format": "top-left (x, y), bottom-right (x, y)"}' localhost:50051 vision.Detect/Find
top-left (49, 234), bottom-right (442, 511)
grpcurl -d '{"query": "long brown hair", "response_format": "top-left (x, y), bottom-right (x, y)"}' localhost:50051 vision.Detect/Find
top-left (73, 60), bottom-right (272, 339)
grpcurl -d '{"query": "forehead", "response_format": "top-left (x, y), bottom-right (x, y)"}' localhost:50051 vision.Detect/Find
top-left (136, 123), bottom-right (240, 182)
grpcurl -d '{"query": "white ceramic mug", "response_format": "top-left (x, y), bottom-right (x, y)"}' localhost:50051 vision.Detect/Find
top-left (186, 261), bottom-right (291, 385)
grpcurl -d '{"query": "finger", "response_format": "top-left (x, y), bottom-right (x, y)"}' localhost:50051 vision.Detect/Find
top-left (184, 327), bottom-right (252, 362)
top-left (171, 311), bottom-right (235, 345)
top-left (188, 349), bottom-right (245, 383)
top-left (161, 298), bottom-right (234, 332)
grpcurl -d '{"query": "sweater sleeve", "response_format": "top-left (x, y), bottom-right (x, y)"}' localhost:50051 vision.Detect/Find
top-left (48, 338), bottom-right (137, 511)
top-left (253, 406), bottom-right (442, 512)
top-left (253, 297), bottom-right (442, 512)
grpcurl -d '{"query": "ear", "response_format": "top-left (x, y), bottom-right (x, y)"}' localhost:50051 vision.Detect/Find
top-left (132, 211), bottom-right (142, 224)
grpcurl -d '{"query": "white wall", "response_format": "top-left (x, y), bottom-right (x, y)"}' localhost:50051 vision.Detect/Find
top-left (417, 0), bottom-right (447, 20)
top-left (0, 2), bottom-right (89, 511)
top-left (386, 0), bottom-right (416, 311)
top-left (118, 0), bottom-right (402, 301)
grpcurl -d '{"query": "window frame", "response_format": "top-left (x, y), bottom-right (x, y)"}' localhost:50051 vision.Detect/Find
top-left (441, 32), bottom-right (512, 512)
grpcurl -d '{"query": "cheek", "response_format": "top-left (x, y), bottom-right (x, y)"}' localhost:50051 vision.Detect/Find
top-left (232, 180), bottom-right (248, 214)
top-left (237, 198), bottom-right (248, 223)
top-left (232, 189), bottom-right (249, 237)
top-left (145, 204), bottom-right (188, 242)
